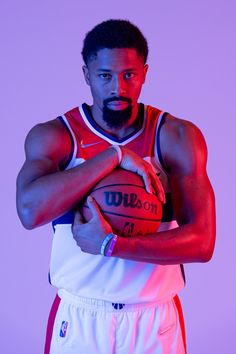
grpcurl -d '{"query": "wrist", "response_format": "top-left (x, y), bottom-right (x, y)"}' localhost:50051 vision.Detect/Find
top-left (105, 233), bottom-right (118, 256)
top-left (109, 145), bottom-right (122, 165)
top-left (100, 232), bottom-right (118, 257)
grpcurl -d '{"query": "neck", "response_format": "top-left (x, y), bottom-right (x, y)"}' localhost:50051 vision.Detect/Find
top-left (90, 103), bottom-right (140, 139)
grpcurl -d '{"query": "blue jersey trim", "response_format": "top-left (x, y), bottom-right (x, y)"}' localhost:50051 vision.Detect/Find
top-left (52, 210), bottom-right (74, 231)
top-left (58, 116), bottom-right (74, 171)
top-left (156, 112), bottom-right (169, 172)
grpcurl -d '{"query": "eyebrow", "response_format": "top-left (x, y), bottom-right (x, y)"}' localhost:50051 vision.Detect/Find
top-left (97, 68), bottom-right (137, 72)
top-left (97, 69), bottom-right (111, 72)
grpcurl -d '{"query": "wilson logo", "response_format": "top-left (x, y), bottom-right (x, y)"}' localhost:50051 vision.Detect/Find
top-left (104, 191), bottom-right (158, 215)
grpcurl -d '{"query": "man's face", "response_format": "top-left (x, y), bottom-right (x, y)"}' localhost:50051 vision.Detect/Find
top-left (83, 48), bottom-right (148, 129)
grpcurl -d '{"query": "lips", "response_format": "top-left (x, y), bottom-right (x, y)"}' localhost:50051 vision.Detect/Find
top-left (107, 101), bottom-right (129, 110)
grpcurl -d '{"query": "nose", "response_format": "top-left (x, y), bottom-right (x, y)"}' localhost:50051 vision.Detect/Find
top-left (110, 75), bottom-right (126, 96)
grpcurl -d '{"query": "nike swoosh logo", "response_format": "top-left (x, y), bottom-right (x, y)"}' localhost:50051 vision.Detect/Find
top-left (159, 324), bottom-right (174, 335)
top-left (80, 141), bottom-right (102, 148)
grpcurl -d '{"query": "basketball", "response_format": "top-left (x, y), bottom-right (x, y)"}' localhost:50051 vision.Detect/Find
top-left (81, 168), bottom-right (162, 236)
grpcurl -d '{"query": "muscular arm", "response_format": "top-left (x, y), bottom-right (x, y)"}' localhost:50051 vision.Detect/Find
top-left (112, 116), bottom-right (216, 264)
top-left (17, 119), bottom-right (164, 230)
top-left (16, 119), bottom-right (120, 229)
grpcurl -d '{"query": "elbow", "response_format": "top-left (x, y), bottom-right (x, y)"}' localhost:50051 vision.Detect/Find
top-left (199, 195), bottom-right (216, 263)
top-left (22, 220), bottom-right (37, 230)
top-left (198, 230), bottom-right (216, 263)
top-left (16, 185), bottom-right (45, 229)
top-left (17, 204), bottom-right (40, 230)
top-left (199, 247), bottom-right (214, 263)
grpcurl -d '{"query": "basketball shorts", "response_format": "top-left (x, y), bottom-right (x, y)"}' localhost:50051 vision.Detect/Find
top-left (45, 289), bottom-right (186, 354)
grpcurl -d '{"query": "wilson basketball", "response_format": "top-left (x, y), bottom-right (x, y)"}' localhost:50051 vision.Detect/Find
top-left (81, 169), bottom-right (162, 236)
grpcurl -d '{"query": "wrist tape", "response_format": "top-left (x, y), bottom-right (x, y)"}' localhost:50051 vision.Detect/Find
top-left (110, 145), bottom-right (122, 164)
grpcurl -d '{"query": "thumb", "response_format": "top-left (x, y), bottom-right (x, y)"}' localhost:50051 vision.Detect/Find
top-left (87, 195), bottom-right (103, 220)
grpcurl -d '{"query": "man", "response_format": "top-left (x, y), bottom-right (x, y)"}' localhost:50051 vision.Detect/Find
top-left (16, 19), bottom-right (216, 354)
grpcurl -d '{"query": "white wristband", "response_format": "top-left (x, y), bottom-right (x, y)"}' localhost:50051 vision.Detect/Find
top-left (110, 145), bottom-right (122, 164)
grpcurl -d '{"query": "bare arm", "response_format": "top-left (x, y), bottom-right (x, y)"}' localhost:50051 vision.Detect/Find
top-left (72, 116), bottom-right (216, 264)
top-left (16, 119), bottom-right (120, 229)
top-left (17, 119), bottom-right (164, 229)
top-left (113, 117), bottom-right (216, 264)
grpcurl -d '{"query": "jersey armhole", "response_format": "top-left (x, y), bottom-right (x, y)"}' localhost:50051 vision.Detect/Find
top-left (58, 115), bottom-right (77, 170)
top-left (156, 113), bottom-right (186, 286)
top-left (155, 112), bottom-right (169, 174)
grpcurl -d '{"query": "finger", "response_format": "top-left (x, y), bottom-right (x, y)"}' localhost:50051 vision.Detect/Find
top-left (73, 210), bottom-right (84, 226)
top-left (138, 170), bottom-right (154, 194)
top-left (139, 166), bottom-right (166, 203)
top-left (87, 195), bottom-right (103, 220)
top-left (150, 172), bottom-right (166, 204)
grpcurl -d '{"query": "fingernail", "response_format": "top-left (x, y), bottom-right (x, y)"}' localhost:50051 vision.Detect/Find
top-left (87, 195), bottom-right (93, 202)
top-left (148, 186), bottom-right (154, 194)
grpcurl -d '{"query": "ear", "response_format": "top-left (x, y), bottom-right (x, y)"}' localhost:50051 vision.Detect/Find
top-left (82, 65), bottom-right (90, 85)
top-left (142, 64), bottom-right (149, 84)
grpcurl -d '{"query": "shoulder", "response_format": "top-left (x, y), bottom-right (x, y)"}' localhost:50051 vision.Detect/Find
top-left (160, 113), bottom-right (208, 174)
top-left (162, 113), bottom-right (205, 145)
top-left (26, 118), bottom-right (66, 145)
top-left (25, 117), bottom-right (71, 166)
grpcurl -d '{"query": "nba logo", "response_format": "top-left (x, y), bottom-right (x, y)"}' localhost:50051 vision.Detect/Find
top-left (60, 321), bottom-right (68, 338)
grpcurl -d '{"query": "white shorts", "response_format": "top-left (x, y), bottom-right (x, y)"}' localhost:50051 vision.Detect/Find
top-left (47, 289), bottom-right (186, 354)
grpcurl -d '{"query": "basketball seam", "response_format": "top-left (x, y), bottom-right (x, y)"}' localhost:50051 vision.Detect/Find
top-left (83, 205), bottom-right (161, 222)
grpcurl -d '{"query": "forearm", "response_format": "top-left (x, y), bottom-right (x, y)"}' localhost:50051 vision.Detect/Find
top-left (17, 148), bottom-right (118, 228)
top-left (113, 224), bottom-right (214, 265)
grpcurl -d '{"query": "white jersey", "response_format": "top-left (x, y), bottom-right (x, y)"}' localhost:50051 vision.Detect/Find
top-left (49, 103), bottom-right (185, 304)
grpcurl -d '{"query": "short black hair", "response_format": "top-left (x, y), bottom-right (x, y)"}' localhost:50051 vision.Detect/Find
top-left (82, 19), bottom-right (148, 65)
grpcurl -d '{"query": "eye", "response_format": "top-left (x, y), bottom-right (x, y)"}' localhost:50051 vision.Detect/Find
top-left (99, 73), bottom-right (112, 80)
top-left (124, 72), bottom-right (135, 79)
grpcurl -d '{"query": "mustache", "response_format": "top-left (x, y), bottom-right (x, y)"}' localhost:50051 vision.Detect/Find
top-left (103, 97), bottom-right (132, 105)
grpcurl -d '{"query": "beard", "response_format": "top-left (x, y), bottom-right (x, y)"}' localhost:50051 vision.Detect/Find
top-left (102, 97), bottom-right (132, 129)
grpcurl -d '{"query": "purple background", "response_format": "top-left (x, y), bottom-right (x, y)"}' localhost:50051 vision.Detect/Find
top-left (1, 0), bottom-right (235, 353)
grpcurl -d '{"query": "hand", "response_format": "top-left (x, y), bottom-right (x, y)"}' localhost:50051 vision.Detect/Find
top-left (119, 147), bottom-right (166, 203)
top-left (72, 196), bottom-right (112, 254)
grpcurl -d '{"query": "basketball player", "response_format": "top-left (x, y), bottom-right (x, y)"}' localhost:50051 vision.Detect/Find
top-left (16, 19), bottom-right (216, 354)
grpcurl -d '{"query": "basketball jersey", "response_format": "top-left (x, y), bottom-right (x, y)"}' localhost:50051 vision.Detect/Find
top-left (49, 103), bottom-right (185, 304)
